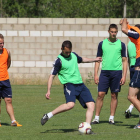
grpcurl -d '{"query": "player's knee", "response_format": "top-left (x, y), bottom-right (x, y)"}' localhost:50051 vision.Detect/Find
top-left (111, 94), bottom-right (118, 100)
top-left (4, 98), bottom-right (12, 104)
top-left (67, 102), bottom-right (75, 110)
top-left (127, 95), bottom-right (132, 101)
top-left (97, 93), bottom-right (105, 100)
top-left (87, 102), bottom-right (95, 111)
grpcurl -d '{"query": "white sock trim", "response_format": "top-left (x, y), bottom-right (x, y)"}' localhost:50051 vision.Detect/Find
top-left (95, 115), bottom-right (99, 120)
top-left (109, 116), bottom-right (114, 121)
top-left (47, 112), bottom-right (53, 119)
top-left (11, 120), bottom-right (16, 123)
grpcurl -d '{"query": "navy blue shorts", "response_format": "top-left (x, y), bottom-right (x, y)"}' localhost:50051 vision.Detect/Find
top-left (64, 83), bottom-right (95, 108)
top-left (130, 66), bottom-right (135, 80)
top-left (98, 70), bottom-right (122, 94)
top-left (0, 79), bottom-right (12, 99)
top-left (129, 70), bottom-right (140, 88)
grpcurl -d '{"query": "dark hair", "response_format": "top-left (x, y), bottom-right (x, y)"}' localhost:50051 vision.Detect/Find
top-left (108, 24), bottom-right (118, 30)
top-left (62, 40), bottom-right (72, 50)
top-left (135, 24), bottom-right (140, 30)
top-left (0, 34), bottom-right (4, 39)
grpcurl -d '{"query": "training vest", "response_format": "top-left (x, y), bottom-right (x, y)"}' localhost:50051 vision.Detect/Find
top-left (57, 52), bottom-right (83, 84)
top-left (0, 48), bottom-right (9, 81)
top-left (127, 24), bottom-right (140, 59)
top-left (101, 39), bottom-right (123, 70)
top-left (127, 41), bottom-right (136, 67)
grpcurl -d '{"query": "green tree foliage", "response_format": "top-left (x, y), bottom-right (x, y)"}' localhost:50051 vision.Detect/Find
top-left (0, 0), bottom-right (139, 18)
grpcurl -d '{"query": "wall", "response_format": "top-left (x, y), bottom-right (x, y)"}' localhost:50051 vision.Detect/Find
top-left (0, 18), bottom-right (136, 84)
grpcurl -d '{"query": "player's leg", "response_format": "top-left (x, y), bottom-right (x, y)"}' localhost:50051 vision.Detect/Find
top-left (4, 98), bottom-right (22, 127)
top-left (128, 87), bottom-right (140, 111)
top-left (125, 66), bottom-right (135, 118)
top-left (76, 84), bottom-right (95, 124)
top-left (128, 70), bottom-right (140, 129)
top-left (41, 102), bottom-right (75, 125)
top-left (109, 92), bottom-right (118, 124)
top-left (109, 70), bottom-right (122, 124)
top-left (4, 97), bottom-right (15, 121)
top-left (91, 70), bottom-right (109, 124)
top-left (85, 102), bottom-right (95, 124)
top-left (41, 83), bottom-right (76, 125)
top-left (52, 102), bottom-right (75, 115)
top-left (91, 91), bottom-right (106, 124)
top-left (3, 80), bottom-right (22, 126)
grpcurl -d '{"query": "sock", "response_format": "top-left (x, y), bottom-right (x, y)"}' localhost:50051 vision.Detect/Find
top-left (109, 116), bottom-right (114, 121)
top-left (95, 116), bottom-right (99, 120)
top-left (47, 112), bottom-right (53, 119)
top-left (128, 105), bottom-right (134, 113)
top-left (11, 120), bottom-right (16, 123)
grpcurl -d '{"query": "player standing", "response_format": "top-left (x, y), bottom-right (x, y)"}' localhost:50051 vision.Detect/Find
top-left (0, 34), bottom-right (22, 127)
top-left (91, 24), bottom-right (127, 125)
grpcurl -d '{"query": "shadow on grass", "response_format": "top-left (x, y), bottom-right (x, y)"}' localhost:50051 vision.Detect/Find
top-left (1, 123), bottom-right (10, 126)
top-left (96, 121), bottom-right (123, 124)
top-left (130, 114), bottom-right (139, 118)
top-left (93, 121), bottom-right (136, 129)
top-left (40, 129), bottom-right (77, 133)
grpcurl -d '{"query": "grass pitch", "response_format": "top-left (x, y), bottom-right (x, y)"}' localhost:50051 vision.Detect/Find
top-left (0, 85), bottom-right (140, 140)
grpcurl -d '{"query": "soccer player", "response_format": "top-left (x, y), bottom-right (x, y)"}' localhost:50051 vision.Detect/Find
top-left (91, 24), bottom-right (127, 125)
top-left (41, 40), bottom-right (102, 133)
top-left (125, 41), bottom-right (140, 118)
top-left (0, 34), bottom-right (22, 127)
top-left (120, 18), bottom-right (140, 129)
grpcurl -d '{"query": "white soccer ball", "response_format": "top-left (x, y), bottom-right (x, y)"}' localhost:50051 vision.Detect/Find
top-left (78, 122), bottom-right (91, 134)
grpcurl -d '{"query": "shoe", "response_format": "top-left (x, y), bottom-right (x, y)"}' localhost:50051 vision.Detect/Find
top-left (109, 119), bottom-right (115, 125)
top-left (0, 123), bottom-right (1, 127)
top-left (11, 121), bottom-right (22, 127)
top-left (125, 111), bottom-right (131, 118)
top-left (91, 119), bottom-right (99, 124)
top-left (133, 123), bottom-right (140, 129)
top-left (88, 130), bottom-right (95, 135)
top-left (41, 114), bottom-right (49, 125)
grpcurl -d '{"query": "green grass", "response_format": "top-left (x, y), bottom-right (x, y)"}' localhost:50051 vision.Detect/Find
top-left (0, 85), bottom-right (140, 140)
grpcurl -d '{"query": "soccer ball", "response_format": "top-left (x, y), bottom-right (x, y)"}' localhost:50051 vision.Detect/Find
top-left (78, 122), bottom-right (91, 134)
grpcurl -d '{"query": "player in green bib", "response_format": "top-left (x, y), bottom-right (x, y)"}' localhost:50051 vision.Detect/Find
top-left (91, 24), bottom-right (127, 125)
top-left (125, 41), bottom-right (140, 118)
top-left (41, 40), bottom-right (102, 133)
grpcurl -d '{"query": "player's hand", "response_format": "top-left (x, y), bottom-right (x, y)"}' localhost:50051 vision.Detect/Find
top-left (119, 19), bottom-right (123, 25)
top-left (94, 57), bottom-right (102, 63)
top-left (45, 92), bottom-right (51, 100)
top-left (94, 75), bottom-right (99, 84)
top-left (120, 77), bottom-right (125, 85)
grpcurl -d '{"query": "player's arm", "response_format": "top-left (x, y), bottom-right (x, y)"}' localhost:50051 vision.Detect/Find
top-left (120, 18), bottom-right (139, 39)
top-left (120, 42), bottom-right (128, 85)
top-left (94, 41), bottom-right (103, 84)
top-left (82, 57), bottom-right (102, 63)
top-left (45, 58), bottom-right (61, 99)
top-left (46, 75), bottom-right (55, 99)
top-left (72, 52), bottom-right (102, 63)
top-left (120, 18), bottom-right (129, 35)
top-left (120, 57), bottom-right (127, 85)
top-left (7, 49), bottom-right (11, 69)
top-left (94, 61), bottom-right (100, 84)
